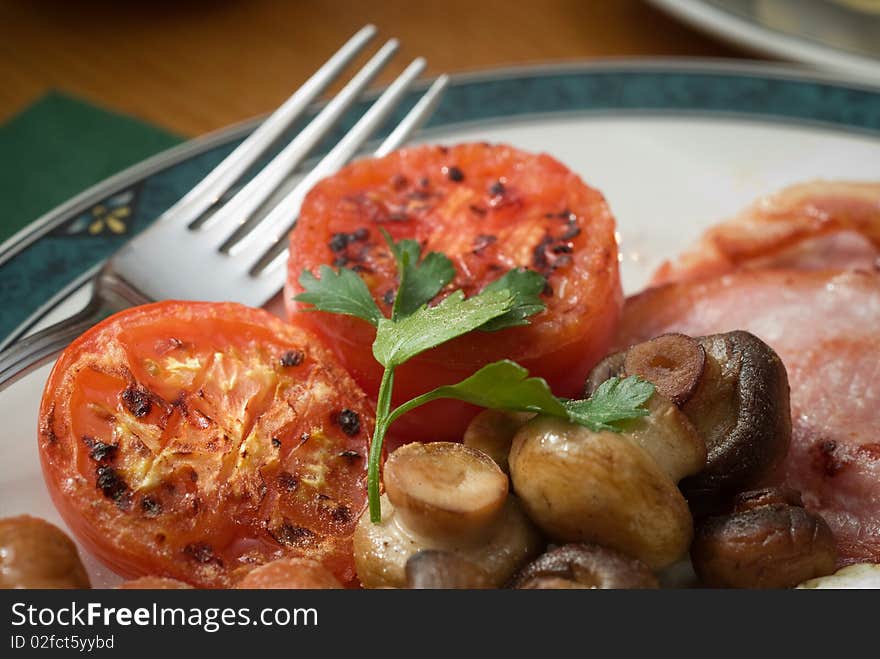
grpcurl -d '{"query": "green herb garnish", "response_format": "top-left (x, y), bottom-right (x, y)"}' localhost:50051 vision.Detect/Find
top-left (295, 235), bottom-right (653, 522)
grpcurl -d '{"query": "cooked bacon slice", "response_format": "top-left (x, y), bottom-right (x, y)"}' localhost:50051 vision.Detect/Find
top-left (616, 269), bottom-right (880, 565)
top-left (652, 181), bottom-right (880, 285)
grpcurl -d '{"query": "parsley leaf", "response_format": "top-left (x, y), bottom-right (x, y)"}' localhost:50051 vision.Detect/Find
top-left (373, 289), bottom-right (513, 368)
top-left (563, 376), bottom-right (655, 431)
top-left (479, 268), bottom-right (547, 331)
top-left (386, 360), bottom-right (567, 426)
top-left (381, 229), bottom-right (455, 320)
top-left (294, 265), bottom-right (384, 327)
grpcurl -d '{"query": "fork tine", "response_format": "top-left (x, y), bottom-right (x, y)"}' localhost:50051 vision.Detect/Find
top-left (156, 24), bottom-right (376, 230)
top-left (246, 74), bottom-right (450, 282)
top-left (224, 57), bottom-right (427, 265)
top-left (205, 38), bottom-right (400, 247)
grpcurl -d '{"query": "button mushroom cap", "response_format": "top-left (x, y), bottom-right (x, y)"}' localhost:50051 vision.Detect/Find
top-left (691, 489), bottom-right (837, 589)
top-left (353, 442), bottom-right (542, 589)
top-left (588, 330), bottom-right (792, 517)
top-left (509, 544), bottom-right (659, 589)
top-left (118, 576), bottom-right (193, 589)
top-left (797, 563), bottom-right (880, 589)
top-left (405, 550), bottom-right (492, 589)
top-left (0, 515), bottom-right (90, 589)
top-left (235, 558), bottom-right (343, 589)
top-left (509, 417), bottom-right (693, 569)
top-left (680, 331), bottom-right (791, 516)
top-left (463, 409), bottom-right (533, 474)
top-left (620, 392), bottom-right (706, 483)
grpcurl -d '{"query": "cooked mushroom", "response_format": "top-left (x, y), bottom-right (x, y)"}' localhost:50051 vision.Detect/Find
top-left (509, 417), bottom-right (693, 569)
top-left (405, 550), bottom-right (492, 589)
top-left (118, 576), bottom-right (193, 589)
top-left (797, 564), bottom-right (880, 589)
top-left (691, 487), bottom-right (837, 589)
top-left (623, 334), bottom-right (706, 406)
top-left (583, 350), bottom-right (626, 397)
top-left (509, 544), bottom-right (659, 589)
top-left (235, 558), bottom-right (343, 589)
top-left (463, 409), bottom-right (533, 473)
top-left (680, 331), bottom-right (791, 515)
top-left (585, 330), bottom-right (791, 516)
top-left (0, 515), bottom-right (90, 589)
top-left (621, 392), bottom-right (706, 483)
top-left (353, 442), bottom-right (542, 589)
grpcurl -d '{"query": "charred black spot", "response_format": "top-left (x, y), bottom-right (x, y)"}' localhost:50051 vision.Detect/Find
top-left (489, 180), bottom-right (505, 196)
top-left (382, 289), bottom-right (396, 306)
top-left (96, 466), bottom-right (129, 508)
top-left (552, 244), bottom-right (573, 254)
top-left (278, 471), bottom-right (299, 492)
top-left (83, 437), bottom-right (117, 462)
top-left (391, 174), bottom-right (409, 191)
top-left (472, 234), bottom-right (497, 254)
top-left (329, 233), bottom-right (350, 252)
top-left (352, 227), bottom-right (370, 241)
top-left (446, 166), bottom-right (464, 182)
top-left (271, 522), bottom-right (317, 548)
top-left (338, 450), bottom-right (361, 464)
top-left (419, 177), bottom-right (430, 188)
top-left (141, 496), bottom-right (162, 518)
top-left (532, 235), bottom-right (554, 271)
top-left (184, 542), bottom-right (222, 565)
top-left (271, 437), bottom-right (282, 449)
top-left (335, 409), bottom-right (361, 436)
top-left (560, 224), bottom-right (582, 240)
top-left (331, 505), bottom-right (352, 523)
top-left (279, 350), bottom-right (304, 367)
top-left (122, 384), bottom-right (152, 418)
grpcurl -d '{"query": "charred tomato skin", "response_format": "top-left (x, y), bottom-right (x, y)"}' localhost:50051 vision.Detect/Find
top-left (39, 302), bottom-right (374, 588)
top-left (286, 143), bottom-right (622, 443)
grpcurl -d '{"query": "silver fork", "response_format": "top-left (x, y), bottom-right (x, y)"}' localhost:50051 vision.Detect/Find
top-left (0, 25), bottom-right (448, 389)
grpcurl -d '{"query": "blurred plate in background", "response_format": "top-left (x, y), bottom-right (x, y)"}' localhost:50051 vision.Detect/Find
top-left (650, 0), bottom-right (880, 82)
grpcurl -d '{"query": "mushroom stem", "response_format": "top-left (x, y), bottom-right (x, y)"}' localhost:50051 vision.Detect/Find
top-left (384, 442), bottom-right (508, 540)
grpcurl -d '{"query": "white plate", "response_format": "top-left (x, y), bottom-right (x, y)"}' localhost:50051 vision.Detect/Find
top-left (2, 62), bottom-right (879, 587)
top-left (651, 0), bottom-right (880, 83)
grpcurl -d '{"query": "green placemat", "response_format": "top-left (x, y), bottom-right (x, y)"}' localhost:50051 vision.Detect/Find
top-left (0, 91), bottom-right (182, 243)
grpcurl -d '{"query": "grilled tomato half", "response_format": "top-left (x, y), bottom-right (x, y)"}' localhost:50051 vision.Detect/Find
top-left (38, 302), bottom-right (373, 587)
top-left (286, 143), bottom-right (622, 442)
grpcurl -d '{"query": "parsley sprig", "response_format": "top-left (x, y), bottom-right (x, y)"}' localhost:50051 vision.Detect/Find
top-left (295, 233), bottom-right (654, 522)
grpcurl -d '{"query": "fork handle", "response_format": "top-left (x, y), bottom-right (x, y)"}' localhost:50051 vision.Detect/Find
top-left (0, 270), bottom-right (149, 391)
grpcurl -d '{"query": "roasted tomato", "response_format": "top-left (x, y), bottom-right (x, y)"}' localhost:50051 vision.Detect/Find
top-left (286, 143), bottom-right (622, 442)
top-left (38, 302), bottom-right (373, 588)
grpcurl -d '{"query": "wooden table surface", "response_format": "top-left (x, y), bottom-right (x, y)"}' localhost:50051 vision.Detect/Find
top-left (0, 0), bottom-right (750, 137)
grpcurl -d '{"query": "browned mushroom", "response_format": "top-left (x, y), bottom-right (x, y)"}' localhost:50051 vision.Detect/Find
top-left (509, 544), bottom-right (659, 589)
top-left (585, 330), bottom-right (791, 516)
top-left (680, 332), bottom-right (791, 515)
top-left (623, 334), bottom-right (706, 406)
top-left (405, 550), bottom-right (492, 589)
top-left (509, 417), bottom-right (693, 569)
top-left (584, 350), bottom-right (626, 397)
top-left (0, 515), bottom-right (90, 589)
top-left (354, 442), bottom-right (542, 588)
top-left (691, 487), bottom-right (837, 589)
top-left (235, 558), bottom-right (343, 589)
top-left (463, 409), bottom-right (533, 473)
